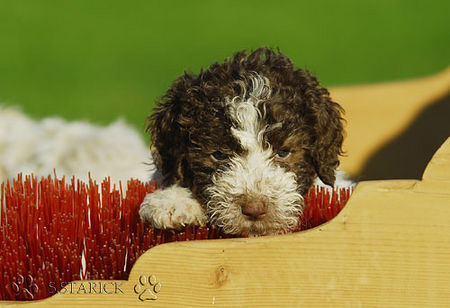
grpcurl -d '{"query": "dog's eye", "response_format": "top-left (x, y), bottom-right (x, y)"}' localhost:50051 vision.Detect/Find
top-left (275, 150), bottom-right (290, 159)
top-left (211, 151), bottom-right (229, 161)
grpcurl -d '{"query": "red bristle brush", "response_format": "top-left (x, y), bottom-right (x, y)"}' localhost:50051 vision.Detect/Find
top-left (0, 174), bottom-right (352, 301)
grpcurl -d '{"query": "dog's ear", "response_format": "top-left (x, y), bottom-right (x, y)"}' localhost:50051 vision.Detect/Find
top-left (305, 74), bottom-right (345, 187)
top-left (147, 97), bottom-right (186, 187)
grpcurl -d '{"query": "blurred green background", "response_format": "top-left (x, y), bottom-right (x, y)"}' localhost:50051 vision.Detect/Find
top-left (0, 0), bottom-right (448, 138)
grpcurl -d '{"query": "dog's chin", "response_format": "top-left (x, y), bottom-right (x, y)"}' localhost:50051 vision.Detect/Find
top-left (209, 208), bottom-right (302, 237)
top-left (240, 218), bottom-right (286, 236)
top-left (244, 215), bottom-right (300, 236)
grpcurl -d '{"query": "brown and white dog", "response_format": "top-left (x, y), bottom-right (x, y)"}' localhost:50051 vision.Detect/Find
top-left (139, 47), bottom-right (345, 236)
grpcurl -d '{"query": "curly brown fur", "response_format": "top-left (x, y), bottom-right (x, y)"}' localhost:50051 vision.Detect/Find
top-left (141, 47), bottom-right (345, 235)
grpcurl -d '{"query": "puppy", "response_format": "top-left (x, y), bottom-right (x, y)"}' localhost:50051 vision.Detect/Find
top-left (139, 47), bottom-right (344, 236)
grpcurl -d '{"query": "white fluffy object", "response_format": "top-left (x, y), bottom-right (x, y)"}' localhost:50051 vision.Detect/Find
top-left (314, 169), bottom-right (356, 190)
top-left (0, 105), bottom-right (153, 185)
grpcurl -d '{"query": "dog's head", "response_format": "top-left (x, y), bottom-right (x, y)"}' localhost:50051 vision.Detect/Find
top-left (148, 47), bottom-right (344, 235)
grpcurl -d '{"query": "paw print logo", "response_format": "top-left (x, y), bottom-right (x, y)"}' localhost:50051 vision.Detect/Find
top-left (133, 274), bottom-right (161, 301)
top-left (10, 274), bottom-right (39, 300)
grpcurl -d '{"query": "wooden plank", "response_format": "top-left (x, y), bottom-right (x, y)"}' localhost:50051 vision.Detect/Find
top-left (332, 68), bottom-right (450, 177)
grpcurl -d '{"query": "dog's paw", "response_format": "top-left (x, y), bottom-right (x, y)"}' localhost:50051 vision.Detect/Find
top-left (139, 185), bottom-right (207, 229)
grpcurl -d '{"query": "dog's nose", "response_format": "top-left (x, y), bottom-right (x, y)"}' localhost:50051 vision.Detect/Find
top-left (242, 200), bottom-right (267, 219)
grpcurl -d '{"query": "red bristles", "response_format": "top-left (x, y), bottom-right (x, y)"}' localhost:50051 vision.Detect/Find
top-left (0, 174), bottom-right (351, 301)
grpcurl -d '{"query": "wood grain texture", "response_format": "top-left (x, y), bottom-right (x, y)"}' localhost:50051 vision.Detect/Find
top-left (332, 67), bottom-right (450, 177)
top-left (1, 74), bottom-right (450, 307)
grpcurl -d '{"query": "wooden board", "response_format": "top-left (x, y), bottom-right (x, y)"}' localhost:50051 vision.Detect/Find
top-left (332, 67), bottom-right (450, 177)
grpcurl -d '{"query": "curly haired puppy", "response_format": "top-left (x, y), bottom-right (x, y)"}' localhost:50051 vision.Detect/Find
top-left (139, 47), bottom-right (345, 236)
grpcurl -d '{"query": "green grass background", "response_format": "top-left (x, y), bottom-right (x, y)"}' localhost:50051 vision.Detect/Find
top-left (0, 0), bottom-right (448, 137)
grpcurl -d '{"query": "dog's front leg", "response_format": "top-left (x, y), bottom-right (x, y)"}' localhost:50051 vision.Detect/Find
top-left (139, 184), bottom-right (207, 229)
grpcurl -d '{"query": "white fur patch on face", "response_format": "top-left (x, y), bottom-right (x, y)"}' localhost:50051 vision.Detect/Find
top-left (206, 73), bottom-right (303, 235)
